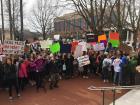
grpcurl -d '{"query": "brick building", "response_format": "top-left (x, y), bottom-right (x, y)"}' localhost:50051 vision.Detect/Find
top-left (54, 12), bottom-right (90, 39)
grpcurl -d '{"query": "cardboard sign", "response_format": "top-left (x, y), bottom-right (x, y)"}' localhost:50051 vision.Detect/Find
top-left (74, 45), bottom-right (83, 58)
top-left (3, 40), bottom-right (25, 54)
top-left (93, 43), bottom-right (105, 51)
top-left (40, 40), bottom-right (53, 49)
top-left (77, 55), bottom-right (90, 67)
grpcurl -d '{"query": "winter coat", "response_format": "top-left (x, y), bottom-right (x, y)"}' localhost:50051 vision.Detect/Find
top-left (3, 64), bottom-right (17, 80)
top-left (18, 62), bottom-right (28, 78)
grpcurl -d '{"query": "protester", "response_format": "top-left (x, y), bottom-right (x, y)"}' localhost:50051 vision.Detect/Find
top-left (0, 38), bottom-right (139, 100)
top-left (18, 58), bottom-right (30, 91)
top-left (3, 58), bottom-right (20, 100)
top-left (89, 52), bottom-right (97, 77)
top-left (102, 54), bottom-right (112, 83)
top-left (121, 53), bottom-right (129, 85)
top-left (129, 56), bottom-right (138, 85)
top-left (82, 52), bottom-right (89, 79)
top-left (33, 54), bottom-right (46, 92)
top-left (48, 56), bottom-right (60, 90)
top-left (113, 55), bottom-right (122, 85)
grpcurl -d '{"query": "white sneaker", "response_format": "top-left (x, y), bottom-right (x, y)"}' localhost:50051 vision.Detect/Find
top-left (17, 94), bottom-right (21, 97)
top-left (86, 76), bottom-right (89, 79)
top-left (9, 97), bottom-right (13, 100)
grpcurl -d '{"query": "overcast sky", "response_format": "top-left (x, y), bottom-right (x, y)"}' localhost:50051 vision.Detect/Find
top-left (0, 0), bottom-right (74, 31)
top-left (24, 0), bottom-right (35, 14)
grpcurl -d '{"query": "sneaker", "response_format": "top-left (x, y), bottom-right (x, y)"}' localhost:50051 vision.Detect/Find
top-left (83, 76), bottom-right (85, 79)
top-left (17, 94), bottom-right (21, 97)
top-left (86, 76), bottom-right (89, 79)
top-left (9, 97), bottom-right (13, 100)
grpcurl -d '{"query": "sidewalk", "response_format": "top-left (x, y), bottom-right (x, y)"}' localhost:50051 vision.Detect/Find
top-left (110, 89), bottom-right (140, 105)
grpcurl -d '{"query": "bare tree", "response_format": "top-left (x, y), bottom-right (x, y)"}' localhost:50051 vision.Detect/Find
top-left (0, 0), bottom-right (5, 41)
top-left (66, 0), bottom-right (140, 40)
top-left (5, 0), bottom-right (21, 40)
top-left (127, 0), bottom-right (140, 40)
top-left (30, 0), bottom-right (59, 39)
top-left (20, 0), bottom-right (23, 40)
top-left (65, 0), bottom-right (109, 34)
top-left (7, 0), bottom-right (13, 39)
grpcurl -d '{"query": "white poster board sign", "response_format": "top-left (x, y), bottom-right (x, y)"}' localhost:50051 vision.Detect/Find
top-left (93, 43), bottom-right (105, 51)
top-left (77, 55), bottom-right (90, 67)
top-left (78, 42), bottom-right (87, 51)
top-left (54, 35), bottom-right (60, 41)
top-left (40, 40), bottom-right (53, 49)
top-left (74, 45), bottom-right (83, 58)
top-left (3, 40), bottom-right (25, 54)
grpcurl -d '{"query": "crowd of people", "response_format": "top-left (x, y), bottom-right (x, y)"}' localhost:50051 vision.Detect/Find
top-left (0, 41), bottom-right (140, 100)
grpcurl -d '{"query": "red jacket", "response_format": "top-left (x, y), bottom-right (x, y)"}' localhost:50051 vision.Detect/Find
top-left (18, 60), bottom-right (30, 78)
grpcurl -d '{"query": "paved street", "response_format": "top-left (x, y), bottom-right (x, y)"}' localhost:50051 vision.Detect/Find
top-left (0, 77), bottom-right (127, 105)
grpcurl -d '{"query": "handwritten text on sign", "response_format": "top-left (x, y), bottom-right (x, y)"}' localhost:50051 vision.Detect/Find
top-left (93, 43), bottom-right (105, 51)
top-left (77, 55), bottom-right (90, 67)
top-left (3, 40), bottom-right (25, 54)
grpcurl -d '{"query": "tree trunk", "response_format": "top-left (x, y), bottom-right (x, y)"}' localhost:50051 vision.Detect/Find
top-left (8, 0), bottom-right (13, 40)
top-left (20, 0), bottom-right (23, 40)
top-left (0, 0), bottom-right (4, 42)
top-left (12, 0), bottom-right (16, 40)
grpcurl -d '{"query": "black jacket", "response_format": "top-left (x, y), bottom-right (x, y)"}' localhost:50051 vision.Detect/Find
top-left (48, 61), bottom-right (59, 74)
top-left (3, 64), bottom-right (17, 80)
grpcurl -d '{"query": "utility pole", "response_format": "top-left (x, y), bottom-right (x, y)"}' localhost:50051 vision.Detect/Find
top-left (0, 0), bottom-right (4, 42)
top-left (20, 0), bottom-right (23, 40)
top-left (8, 0), bottom-right (13, 40)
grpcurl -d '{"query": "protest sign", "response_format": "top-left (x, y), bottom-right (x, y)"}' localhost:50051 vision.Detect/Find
top-left (3, 40), bottom-right (25, 54)
top-left (0, 44), bottom-right (3, 54)
top-left (77, 55), bottom-right (90, 67)
top-left (93, 43), bottom-right (105, 51)
top-left (109, 40), bottom-right (120, 47)
top-left (74, 45), bottom-right (83, 58)
top-left (71, 41), bottom-right (78, 52)
top-left (60, 44), bottom-right (71, 53)
top-left (50, 42), bottom-right (60, 54)
top-left (86, 34), bottom-right (98, 43)
top-left (109, 32), bottom-right (120, 40)
top-left (86, 43), bottom-right (92, 49)
top-left (54, 35), bottom-right (60, 41)
top-left (78, 42), bottom-right (87, 51)
top-left (98, 34), bottom-right (107, 42)
top-left (40, 40), bottom-right (53, 49)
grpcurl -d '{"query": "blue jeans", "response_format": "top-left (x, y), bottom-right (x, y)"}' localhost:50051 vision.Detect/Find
top-left (114, 72), bottom-right (122, 85)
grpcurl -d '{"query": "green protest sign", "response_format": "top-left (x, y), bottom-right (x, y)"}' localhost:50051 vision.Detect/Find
top-left (50, 42), bottom-right (60, 54)
top-left (109, 40), bottom-right (120, 47)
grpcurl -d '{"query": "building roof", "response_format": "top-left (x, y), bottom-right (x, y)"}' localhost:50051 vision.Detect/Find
top-left (55, 12), bottom-right (82, 22)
